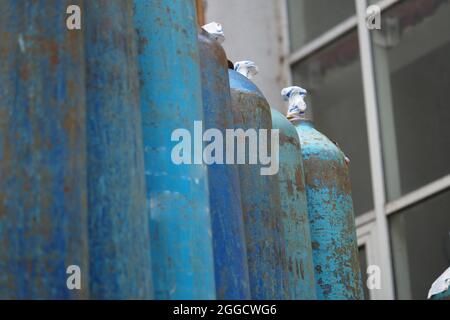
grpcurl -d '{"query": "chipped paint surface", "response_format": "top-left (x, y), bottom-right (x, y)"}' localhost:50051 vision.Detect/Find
top-left (294, 121), bottom-right (364, 300)
top-left (134, 0), bottom-right (215, 299)
top-left (229, 69), bottom-right (288, 300)
top-left (0, 0), bottom-right (88, 299)
top-left (85, 0), bottom-right (153, 299)
top-left (271, 109), bottom-right (316, 300)
top-left (199, 31), bottom-right (251, 300)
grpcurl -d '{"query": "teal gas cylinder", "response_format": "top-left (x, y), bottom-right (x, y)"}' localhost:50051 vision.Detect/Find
top-left (199, 23), bottom-right (250, 300)
top-left (283, 86), bottom-right (364, 300)
top-left (230, 61), bottom-right (288, 299)
top-left (85, 0), bottom-right (153, 299)
top-left (134, 0), bottom-right (215, 299)
top-left (271, 108), bottom-right (317, 300)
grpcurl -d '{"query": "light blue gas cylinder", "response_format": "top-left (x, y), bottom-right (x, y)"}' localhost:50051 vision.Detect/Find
top-left (133, 0), bottom-right (216, 299)
top-left (85, 0), bottom-right (153, 299)
top-left (0, 0), bottom-right (88, 299)
top-left (230, 61), bottom-right (289, 300)
top-left (199, 23), bottom-right (250, 300)
top-left (271, 108), bottom-right (317, 300)
top-left (284, 86), bottom-right (364, 300)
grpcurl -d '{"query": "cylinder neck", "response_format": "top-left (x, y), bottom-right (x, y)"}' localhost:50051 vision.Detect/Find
top-left (298, 104), bottom-right (314, 123)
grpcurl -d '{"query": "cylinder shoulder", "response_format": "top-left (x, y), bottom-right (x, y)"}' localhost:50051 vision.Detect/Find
top-left (271, 109), bottom-right (301, 146)
top-left (228, 69), bottom-right (265, 98)
top-left (198, 32), bottom-right (227, 66)
top-left (295, 123), bottom-right (344, 162)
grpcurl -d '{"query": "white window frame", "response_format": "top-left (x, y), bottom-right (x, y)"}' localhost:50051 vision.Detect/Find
top-left (283, 0), bottom-right (450, 299)
top-left (357, 220), bottom-right (379, 300)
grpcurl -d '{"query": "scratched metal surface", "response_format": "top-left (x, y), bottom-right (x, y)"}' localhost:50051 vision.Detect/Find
top-left (271, 109), bottom-right (316, 300)
top-left (84, 0), bottom-right (153, 299)
top-left (295, 121), bottom-right (364, 300)
top-left (0, 0), bottom-right (89, 299)
top-left (199, 31), bottom-right (251, 300)
top-left (229, 69), bottom-right (289, 300)
top-left (133, 0), bottom-right (215, 299)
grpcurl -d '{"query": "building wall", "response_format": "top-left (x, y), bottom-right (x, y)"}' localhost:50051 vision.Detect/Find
top-left (204, 0), bottom-right (289, 112)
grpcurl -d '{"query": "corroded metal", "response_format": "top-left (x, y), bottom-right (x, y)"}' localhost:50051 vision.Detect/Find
top-left (134, 0), bottom-right (216, 299)
top-left (271, 109), bottom-right (316, 300)
top-left (199, 31), bottom-right (250, 300)
top-left (0, 0), bottom-right (88, 299)
top-left (294, 120), bottom-right (364, 300)
top-left (85, 0), bottom-right (153, 299)
top-left (229, 69), bottom-right (288, 300)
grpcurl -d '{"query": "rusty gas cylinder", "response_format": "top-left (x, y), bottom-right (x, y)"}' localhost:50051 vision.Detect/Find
top-left (230, 61), bottom-right (289, 300)
top-left (284, 86), bottom-right (364, 300)
top-left (199, 23), bottom-right (250, 300)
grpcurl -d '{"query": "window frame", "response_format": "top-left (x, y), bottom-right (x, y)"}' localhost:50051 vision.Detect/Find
top-left (284, 0), bottom-right (450, 299)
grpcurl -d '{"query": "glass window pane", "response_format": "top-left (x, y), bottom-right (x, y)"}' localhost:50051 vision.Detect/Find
top-left (372, 0), bottom-right (450, 200)
top-left (389, 189), bottom-right (450, 300)
top-left (287, 0), bottom-right (356, 51)
top-left (291, 31), bottom-right (374, 216)
top-left (358, 245), bottom-right (370, 300)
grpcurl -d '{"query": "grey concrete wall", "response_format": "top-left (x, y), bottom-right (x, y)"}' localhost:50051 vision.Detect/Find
top-left (204, 0), bottom-right (290, 112)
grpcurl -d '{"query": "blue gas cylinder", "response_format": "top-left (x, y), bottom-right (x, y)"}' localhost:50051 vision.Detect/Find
top-left (85, 0), bottom-right (153, 299)
top-left (284, 86), bottom-right (364, 300)
top-left (230, 61), bottom-right (288, 300)
top-left (0, 0), bottom-right (88, 299)
top-left (271, 108), bottom-right (317, 300)
top-left (199, 23), bottom-right (250, 300)
top-left (133, 0), bottom-right (216, 299)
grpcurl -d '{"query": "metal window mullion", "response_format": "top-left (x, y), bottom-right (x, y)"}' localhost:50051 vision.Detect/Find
top-left (288, 15), bottom-right (358, 64)
top-left (386, 174), bottom-right (450, 215)
top-left (288, 0), bottom-right (401, 66)
top-left (355, 0), bottom-right (395, 300)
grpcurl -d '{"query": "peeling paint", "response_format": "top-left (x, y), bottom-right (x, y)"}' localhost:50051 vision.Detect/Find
top-left (134, 0), bottom-right (216, 300)
top-left (229, 69), bottom-right (288, 300)
top-left (0, 0), bottom-right (88, 299)
top-left (199, 30), bottom-right (250, 300)
top-left (85, 0), bottom-right (153, 299)
top-left (294, 121), bottom-right (364, 300)
top-left (271, 109), bottom-right (316, 300)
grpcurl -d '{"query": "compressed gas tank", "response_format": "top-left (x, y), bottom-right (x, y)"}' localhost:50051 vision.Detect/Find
top-left (84, 0), bottom-right (153, 299)
top-left (428, 267), bottom-right (450, 300)
top-left (134, 0), bottom-right (215, 299)
top-left (230, 61), bottom-right (288, 299)
top-left (199, 23), bottom-right (250, 300)
top-left (0, 0), bottom-right (88, 299)
top-left (271, 108), bottom-right (317, 300)
top-left (283, 86), bottom-right (364, 300)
